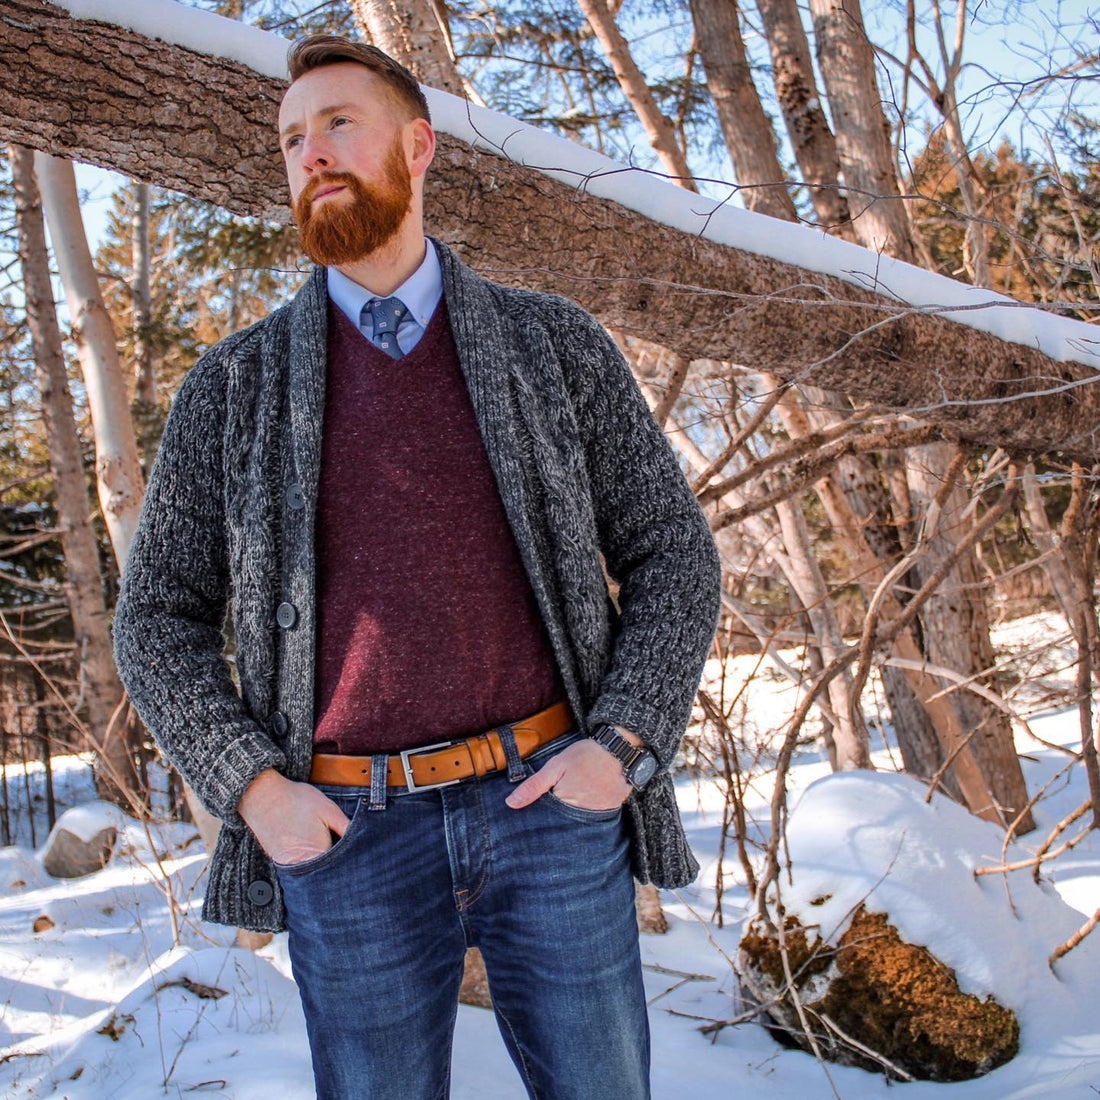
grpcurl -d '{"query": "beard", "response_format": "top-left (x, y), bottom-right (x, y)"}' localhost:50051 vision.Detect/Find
top-left (292, 138), bottom-right (412, 266)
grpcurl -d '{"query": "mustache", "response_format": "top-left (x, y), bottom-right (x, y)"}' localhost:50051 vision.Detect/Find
top-left (297, 171), bottom-right (358, 209)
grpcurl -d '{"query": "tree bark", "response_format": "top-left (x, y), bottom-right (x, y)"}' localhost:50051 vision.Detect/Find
top-left (1, 0), bottom-right (1096, 459)
top-left (131, 180), bottom-right (158, 476)
top-left (35, 152), bottom-right (145, 567)
top-left (755, 0), bottom-right (854, 234)
top-left (807, 0), bottom-right (916, 257)
top-left (1021, 464), bottom-right (1077, 626)
top-left (11, 144), bottom-right (135, 805)
top-left (905, 444), bottom-right (1033, 828)
top-left (773, 498), bottom-right (872, 768)
top-left (688, 0), bottom-right (796, 218)
top-left (349, 0), bottom-right (485, 105)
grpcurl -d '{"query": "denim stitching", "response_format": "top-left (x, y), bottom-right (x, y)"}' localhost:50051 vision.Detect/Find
top-left (497, 724), bottom-right (526, 782)
top-left (369, 752), bottom-right (389, 810)
top-left (455, 777), bottom-right (494, 910)
top-left (490, 997), bottom-right (541, 1100)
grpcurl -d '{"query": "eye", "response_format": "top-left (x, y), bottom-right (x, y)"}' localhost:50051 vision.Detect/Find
top-left (284, 135), bottom-right (303, 151)
top-left (331, 116), bottom-right (352, 128)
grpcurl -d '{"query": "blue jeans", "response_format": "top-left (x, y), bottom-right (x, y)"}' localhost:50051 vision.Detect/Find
top-left (274, 730), bottom-right (651, 1100)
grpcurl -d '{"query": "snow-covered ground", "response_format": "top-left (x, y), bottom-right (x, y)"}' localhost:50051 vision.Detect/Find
top-left (2, 611), bottom-right (1098, 1098)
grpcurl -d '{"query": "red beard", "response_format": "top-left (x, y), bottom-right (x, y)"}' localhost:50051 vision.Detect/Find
top-left (292, 138), bottom-right (412, 266)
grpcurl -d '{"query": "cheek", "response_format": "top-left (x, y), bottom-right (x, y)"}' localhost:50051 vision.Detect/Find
top-left (286, 171), bottom-right (307, 206)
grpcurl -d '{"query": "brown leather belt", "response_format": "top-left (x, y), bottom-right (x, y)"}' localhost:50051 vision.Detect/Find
top-left (309, 700), bottom-right (575, 790)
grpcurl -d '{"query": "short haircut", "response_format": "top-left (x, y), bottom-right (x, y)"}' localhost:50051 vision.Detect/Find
top-left (286, 35), bottom-right (431, 125)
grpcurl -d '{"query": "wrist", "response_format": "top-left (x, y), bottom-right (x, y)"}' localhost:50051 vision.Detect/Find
top-left (589, 723), bottom-right (658, 790)
top-left (611, 724), bottom-right (645, 749)
top-left (238, 767), bottom-right (288, 825)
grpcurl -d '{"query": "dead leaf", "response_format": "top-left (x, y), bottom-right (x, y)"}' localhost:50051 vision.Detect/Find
top-left (158, 976), bottom-right (228, 1000)
top-left (33, 914), bottom-right (54, 933)
top-left (96, 1012), bottom-right (134, 1041)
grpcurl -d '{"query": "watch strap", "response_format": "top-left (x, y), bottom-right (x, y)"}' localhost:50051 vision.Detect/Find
top-left (590, 723), bottom-right (656, 788)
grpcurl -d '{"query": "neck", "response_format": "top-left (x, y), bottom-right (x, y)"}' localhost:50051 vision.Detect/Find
top-left (333, 220), bottom-right (427, 297)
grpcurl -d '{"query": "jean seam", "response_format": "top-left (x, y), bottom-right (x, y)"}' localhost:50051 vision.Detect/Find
top-left (436, 998), bottom-right (459, 1100)
top-left (455, 778), bottom-right (495, 912)
top-left (491, 997), bottom-right (540, 1100)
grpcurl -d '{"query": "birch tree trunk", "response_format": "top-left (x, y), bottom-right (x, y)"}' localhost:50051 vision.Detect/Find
top-left (11, 145), bottom-right (136, 806)
top-left (34, 152), bottom-right (145, 567)
top-left (798, 3), bottom-right (1032, 826)
top-left (678, 6), bottom-right (936, 778)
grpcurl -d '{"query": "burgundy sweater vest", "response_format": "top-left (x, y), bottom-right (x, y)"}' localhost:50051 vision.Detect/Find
top-left (311, 297), bottom-right (568, 754)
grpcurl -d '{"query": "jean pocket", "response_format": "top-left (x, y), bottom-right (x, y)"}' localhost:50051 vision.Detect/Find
top-left (272, 794), bottom-right (367, 877)
top-left (539, 789), bottom-right (624, 823)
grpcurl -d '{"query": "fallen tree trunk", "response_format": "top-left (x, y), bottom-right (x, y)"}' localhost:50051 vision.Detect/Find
top-left (3, 0), bottom-right (1099, 460)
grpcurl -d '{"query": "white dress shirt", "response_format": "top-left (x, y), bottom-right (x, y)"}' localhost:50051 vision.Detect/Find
top-left (326, 238), bottom-right (444, 355)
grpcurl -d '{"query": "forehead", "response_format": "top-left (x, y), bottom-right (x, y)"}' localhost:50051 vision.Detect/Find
top-left (279, 63), bottom-right (395, 126)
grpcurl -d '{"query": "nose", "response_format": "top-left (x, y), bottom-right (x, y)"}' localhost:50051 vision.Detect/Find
top-left (301, 134), bottom-right (332, 173)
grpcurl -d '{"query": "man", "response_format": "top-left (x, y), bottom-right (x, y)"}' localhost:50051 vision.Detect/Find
top-left (113, 33), bottom-right (721, 1100)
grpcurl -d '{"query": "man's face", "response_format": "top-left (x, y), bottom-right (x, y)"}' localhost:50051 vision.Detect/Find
top-left (279, 64), bottom-right (415, 265)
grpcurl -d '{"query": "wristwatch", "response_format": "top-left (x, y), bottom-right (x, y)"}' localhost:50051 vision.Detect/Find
top-left (590, 724), bottom-right (659, 791)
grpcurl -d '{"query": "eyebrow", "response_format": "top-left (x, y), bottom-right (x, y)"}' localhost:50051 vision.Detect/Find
top-left (279, 103), bottom-right (358, 139)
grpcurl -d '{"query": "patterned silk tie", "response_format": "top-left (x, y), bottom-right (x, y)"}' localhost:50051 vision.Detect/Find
top-left (362, 296), bottom-right (409, 359)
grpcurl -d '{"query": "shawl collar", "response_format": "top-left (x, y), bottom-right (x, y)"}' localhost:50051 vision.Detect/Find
top-left (431, 237), bottom-right (543, 578)
top-left (286, 263), bottom-right (329, 496)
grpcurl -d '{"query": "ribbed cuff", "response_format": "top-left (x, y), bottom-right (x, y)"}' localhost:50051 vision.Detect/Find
top-left (201, 728), bottom-right (287, 829)
top-left (585, 692), bottom-right (677, 767)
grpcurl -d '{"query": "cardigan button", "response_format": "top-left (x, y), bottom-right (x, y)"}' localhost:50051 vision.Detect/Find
top-left (247, 879), bottom-right (274, 906)
top-left (287, 483), bottom-right (306, 510)
top-left (269, 710), bottom-right (289, 737)
top-left (276, 601), bottom-right (298, 629)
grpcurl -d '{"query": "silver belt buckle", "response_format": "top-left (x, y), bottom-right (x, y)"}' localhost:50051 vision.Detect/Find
top-left (399, 740), bottom-right (467, 791)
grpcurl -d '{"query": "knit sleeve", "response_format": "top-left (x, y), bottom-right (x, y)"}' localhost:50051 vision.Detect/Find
top-left (553, 303), bottom-right (723, 769)
top-left (112, 349), bottom-right (285, 828)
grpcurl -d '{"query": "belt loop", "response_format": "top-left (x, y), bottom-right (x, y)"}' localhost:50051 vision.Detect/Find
top-left (369, 753), bottom-right (389, 810)
top-left (497, 725), bottom-right (525, 783)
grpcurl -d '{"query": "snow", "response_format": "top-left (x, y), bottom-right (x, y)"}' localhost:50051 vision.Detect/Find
top-left (780, 772), bottom-right (1100, 1050)
top-left (52, 0), bottom-right (1100, 372)
top-left (40, 802), bottom-right (125, 845)
top-left (2, 611), bottom-right (1099, 1097)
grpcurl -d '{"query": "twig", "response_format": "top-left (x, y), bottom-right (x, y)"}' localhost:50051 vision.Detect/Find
top-left (816, 1011), bottom-right (916, 1082)
top-left (1049, 903), bottom-right (1100, 969)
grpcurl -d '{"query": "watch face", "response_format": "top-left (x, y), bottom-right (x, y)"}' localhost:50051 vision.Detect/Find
top-left (631, 753), bottom-right (659, 788)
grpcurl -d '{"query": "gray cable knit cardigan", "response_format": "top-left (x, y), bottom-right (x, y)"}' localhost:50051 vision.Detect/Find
top-left (113, 237), bottom-right (722, 932)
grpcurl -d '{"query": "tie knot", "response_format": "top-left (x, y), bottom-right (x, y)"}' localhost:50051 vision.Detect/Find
top-left (361, 296), bottom-right (409, 359)
top-left (364, 295), bottom-right (408, 333)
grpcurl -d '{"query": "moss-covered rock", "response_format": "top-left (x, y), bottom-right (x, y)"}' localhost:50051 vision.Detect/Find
top-left (738, 905), bottom-right (1019, 1081)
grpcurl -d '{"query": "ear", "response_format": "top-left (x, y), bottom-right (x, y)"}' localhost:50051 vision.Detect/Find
top-left (408, 118), bottom-right (436, 179)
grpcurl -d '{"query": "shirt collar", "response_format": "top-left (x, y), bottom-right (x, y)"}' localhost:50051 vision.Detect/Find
top-left (325, 237), bottom-right (443, 330)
